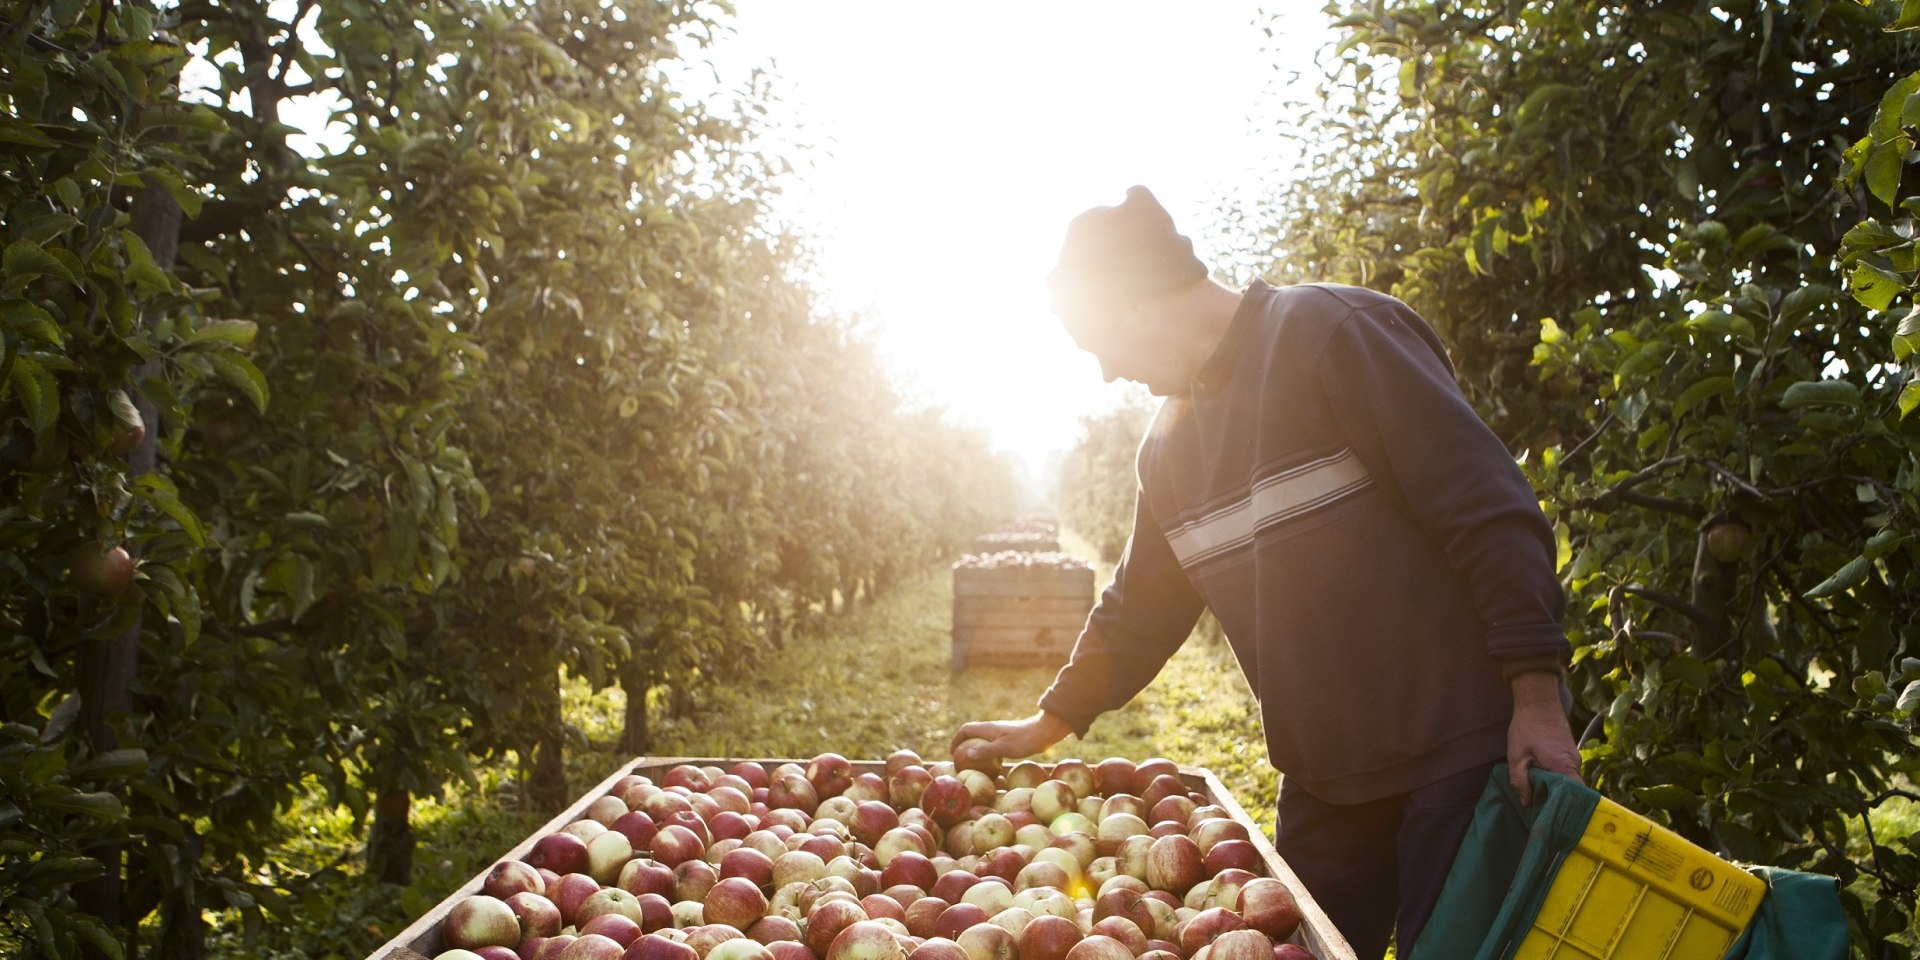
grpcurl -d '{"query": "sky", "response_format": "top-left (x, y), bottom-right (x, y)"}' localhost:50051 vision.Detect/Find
top-left (685, 2), bottom-right (1334, 480)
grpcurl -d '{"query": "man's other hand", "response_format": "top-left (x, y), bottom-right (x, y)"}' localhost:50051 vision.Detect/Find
top-left (950, 711), bottom-right (1074, 766)
top-left (1507, 670), bottom-right (1583, 805)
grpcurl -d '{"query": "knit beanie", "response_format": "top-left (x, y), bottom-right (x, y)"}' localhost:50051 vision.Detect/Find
top-left (1048, 185), bottom-right (1208, 312)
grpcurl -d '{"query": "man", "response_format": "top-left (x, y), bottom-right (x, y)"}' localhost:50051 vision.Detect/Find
top-left (950, 186), bottom-right (1582, 960)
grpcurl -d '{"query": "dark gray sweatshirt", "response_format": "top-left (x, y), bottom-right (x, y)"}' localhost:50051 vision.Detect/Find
top-left (1039, 280), bottom-right (1569, 804)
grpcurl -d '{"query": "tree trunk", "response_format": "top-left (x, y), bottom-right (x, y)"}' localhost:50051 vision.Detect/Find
top-left (618, 661), bottom-right (651, 757)
top-left (156, 863), bottom-right (206, 960)
top-left (367, 785), bottom-right (414, 885)
top-left (530, 669), bottom-right (568, 812)
top-left (76, 171), bottom-right (183, 958)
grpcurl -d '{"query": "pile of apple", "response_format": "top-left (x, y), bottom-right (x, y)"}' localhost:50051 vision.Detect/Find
top-left (969, 532), bottom-right (1060, 552)
top-left (430, 750), bottom-right (1317, 960)
top-left (952, 552), bottom-right (1091, 572)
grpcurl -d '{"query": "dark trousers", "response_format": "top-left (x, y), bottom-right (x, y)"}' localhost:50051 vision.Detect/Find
top-left (1273, 760), bottom-right (1495, 960)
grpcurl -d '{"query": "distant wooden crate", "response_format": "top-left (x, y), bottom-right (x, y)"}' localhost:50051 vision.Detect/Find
top-left (951, 564), bottom-right (1094, 670)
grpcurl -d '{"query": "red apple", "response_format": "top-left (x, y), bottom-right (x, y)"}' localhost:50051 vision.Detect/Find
top-left (889, 766), bottom-right (933, 810)
top-left (766, 943), bottom-right (813, 960)
top-left (1049, 761), bottom-right (1095, 799)
top-left (1207, 929), bottom-right (1273, 960)
top-left (619, 860), bottom-right (676, 899)
top-left (921, 777), bottom-right (971, 828)
top-left (730, 763), bottom-right (771, 790)
top-left (1203, 840), bottom-right (1260, 878)
top-left (881, 850), bottom-right (938, 891)
top-left (1131, 760), bottom-right (1178, 794)
top-left (487, 860), bottom-right (547, 899)
top-left (706, 940), bottom-right (775, 960)
top-left (1089, 916), bottom-right (1149, 955)
top-left (446, 895), bottom-right (522, 950)
top-left (1092, 888), bottom-right (1153, 931)
top-left (706, 877), bottom-right (770, 929)
top-left (806, 897), bottom-right (871, 957)
top-left (845, 773), bottom-right (891, 805)
top-left (581, 913), bottom-right (645, 948)
top-left (686, 924), bottom-right (745, 958)
top-left (861, 893), bottom-right (908, 923)
top-left (552, 873), bottom-right (604, 925)
top-left (1236, 878), bottom-right (1303, 942)
top-left (530, 833), bottom-right (593, 876)
top-left (1188, 819), bottom-right (1248, 855)
top-left (1093, 759), bottom-right (1136, 795)
top-left (807, 753), bottom-right (856, 799)
top-left (909, 937), bottom-right (969, 960)
top-left (534, 935), bottom-right (578, 960)
top-left (933, 902), bottom-right (989, 941)
top-left (1063, 934), bottom-right (1132, 960)
top-left (886, 749), bottom-right (924, 779)
top-left (507, 891), bottom-right (564, 939)
top-left (580, 888), bottom-right (646, 926)
top-left (652, 825), bottom-right (706, 868)
top-left (1149, 795), bottom-right (1197, 827)
top-left (850, 800), bottom-right (902, 848)
top-left (747, 916), bottom-right (801, 944)
top-left (769, 773), bottom-right (821, 815)
top-left (955, 922), bottom-right (1016, 960)
top-left (1141, 776), bottom-right (1187, 812)
top-left (826, 920), bottom-right (908, 960)
top-left (711, 811), bottom-right (755, 843)
top-left (1271, 946), bottom-right (1315, 960)
top-left (614, 811), bottom-right (661, 851)
top-left (720, 847), bottom-right (777, 891)
top-left (664, 765), bottom-right (713, 793)
top-left (474, 946), bottom-right (521, 960)
top-left (1146, 835), bottom-right (1204, 894)
top-left (676, 859), bottom-right (720, 903)
top-left (1178, 907), bottom-right (1248, 955)
top-left (560, 933), bottom-right (627, 960)
top-left (904, 895), bottom-right (951, 939)
top-left (1018, 914), bottom-right (1082, 960)
top-left (625, 934), bottom-right (698, 960)
top-left (1005, 762), bottom-right (1049, 790)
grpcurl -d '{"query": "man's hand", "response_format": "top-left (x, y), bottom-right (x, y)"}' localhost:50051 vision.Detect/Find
top-left (1507, 670), bottom-right (1582, 805)
top-left (950, 711), bottom-right (1074, 767)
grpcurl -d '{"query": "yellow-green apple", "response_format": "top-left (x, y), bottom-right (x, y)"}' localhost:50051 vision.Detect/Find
top-left (505, 891), bottom-right (562, 939)
top-left (826, 921), bottom-right (908, 960)
top-left (955, 921), bottom-right (1016, 960)
top-left (485, 860), bottom-right (545, 899)
top-left (706, 939), bottom-right (774, 960)
top-left (558, 933), bottom-right (625, 960)
top-left (444, 895), bottom-right (520, 950)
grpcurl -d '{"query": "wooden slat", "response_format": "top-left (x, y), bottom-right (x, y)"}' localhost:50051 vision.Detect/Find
top-left (366, 757), bottom-right (1357, 960)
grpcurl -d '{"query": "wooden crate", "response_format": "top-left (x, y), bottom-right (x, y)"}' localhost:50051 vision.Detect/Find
top-left (365, 758), bottom-right (1357, 960)
top-left (969, 533), bottom-right (1062, 553)
top-left (951, 565), bottom-right (1094, 670)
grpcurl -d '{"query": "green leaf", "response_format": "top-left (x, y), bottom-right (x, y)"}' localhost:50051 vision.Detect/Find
top-left (2, 301), bottom-right (63, 345)
top-left (1895, 0), bottom-right (1920, 30)
top-left (1900, 380), bottom-right (1919, 419)
top-left (1897, 681), bottom-right (1920, 716)
top-left (1806, 556), bottom-right (1871, 599)
top-left (1894, 305), bottom-right (1920, 361)
top-left (1779, 379), bottom-right (1861, 409)
top-left (41, 791), bottom-right (126, 820)
top-left (1674, 376), bottom-right (1734, 418)
top-left (1865, 138), bottom-right (1910, 209)
top-left (185, 319), bottom-right (257, 347)
top-left (0, 119), bottom-right (59, 148)
top-left (1778, 285), bottom-right (1832, 324)
top-left (7, 355), bottom-right (59, 432)
top-left (208, 352), bottom-right (269, 412)
top-left (70, 748), bottom-right (148, 781)
top-left (4, 240), bottom-right (80, 286)
top-left (132, 474), bottom-right (208, 546)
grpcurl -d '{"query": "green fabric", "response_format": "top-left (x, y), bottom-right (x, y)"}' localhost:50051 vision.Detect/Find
top-left (1410, 764), bottom-right (1848, 960)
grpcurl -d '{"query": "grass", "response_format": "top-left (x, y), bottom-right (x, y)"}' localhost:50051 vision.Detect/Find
top-left (206, 537), bottom-right (1276, 958)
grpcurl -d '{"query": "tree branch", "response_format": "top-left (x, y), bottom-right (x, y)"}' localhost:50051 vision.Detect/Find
top-left (1621, 586), bottom-right (1719, 629)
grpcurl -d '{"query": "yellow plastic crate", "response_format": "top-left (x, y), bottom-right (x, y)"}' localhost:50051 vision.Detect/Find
top-left (1515, 796), bottom-right (1767, 960)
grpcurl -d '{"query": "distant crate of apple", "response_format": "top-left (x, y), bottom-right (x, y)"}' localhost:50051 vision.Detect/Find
top-left (968, 531), bottom-right (1062, 554)
top-left (363, 753), bottom-right (1358, 960)
top-left (951, 552), bottom-right (1095, 669)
